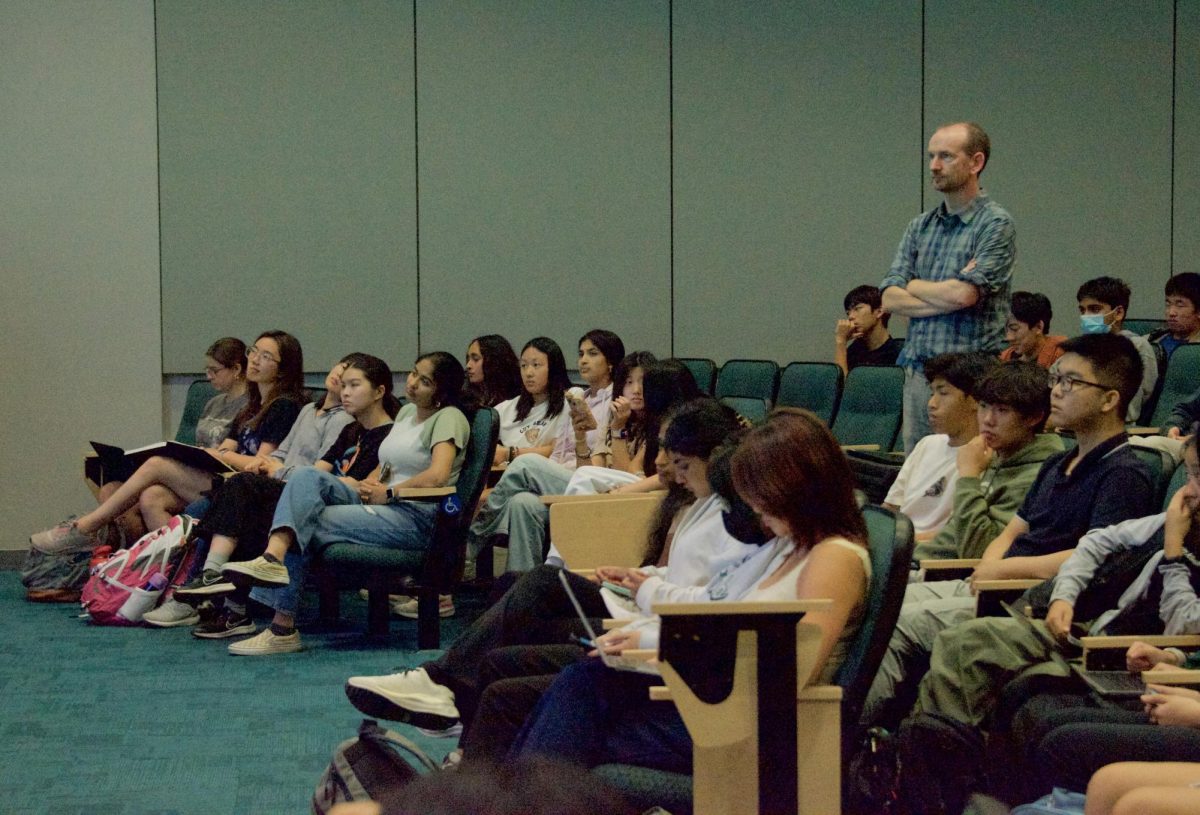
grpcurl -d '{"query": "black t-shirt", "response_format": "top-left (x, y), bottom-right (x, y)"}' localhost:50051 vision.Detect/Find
top-left (229, 396), bottom-right (303, 456)
top-left (321, 421), bottom-right (392, 480)
top-left (847, 336), bottom-right (903, 370)
top-left (1006, 434), bottom-right (1156, 559)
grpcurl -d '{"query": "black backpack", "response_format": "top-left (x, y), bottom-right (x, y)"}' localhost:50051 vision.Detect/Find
top-left (312, 719), bottom-right (438, 814)
top-left (896, 712), bottom-right (987, 815)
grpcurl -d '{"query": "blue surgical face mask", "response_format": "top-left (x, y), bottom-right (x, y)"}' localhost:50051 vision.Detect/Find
top-left (1080, 312), bottom-right (1111, 334)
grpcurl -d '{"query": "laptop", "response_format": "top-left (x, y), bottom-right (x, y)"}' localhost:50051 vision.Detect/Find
top-left (557, 569), bottom-right (660, 676)
top-left (1001, 601), bottom-right (1147, 698)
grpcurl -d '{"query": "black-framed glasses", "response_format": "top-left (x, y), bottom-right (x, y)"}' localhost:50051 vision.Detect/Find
top-left (1047, 372), bottom-right (1113, 393)
top-left (204, 365), bottom-right (226, 376)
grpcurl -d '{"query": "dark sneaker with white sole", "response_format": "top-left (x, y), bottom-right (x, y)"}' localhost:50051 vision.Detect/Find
top-left (191, 610), bottom-right (257, 640)
top-left (174, 569), bottom-right (235, 601)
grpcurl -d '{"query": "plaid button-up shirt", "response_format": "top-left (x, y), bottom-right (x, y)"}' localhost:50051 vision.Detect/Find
top-left (881, 192), bottom-right (1016, 370)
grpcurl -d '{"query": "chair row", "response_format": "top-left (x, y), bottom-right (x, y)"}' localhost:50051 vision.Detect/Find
top-left (680, 358), bottom-right (905, 451)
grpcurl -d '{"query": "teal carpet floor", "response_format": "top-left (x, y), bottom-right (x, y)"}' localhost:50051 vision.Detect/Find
top-left (0, 572), bottom-right (481, 814)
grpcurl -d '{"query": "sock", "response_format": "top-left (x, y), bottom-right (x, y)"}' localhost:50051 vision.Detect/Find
top-left (203, 551), bottom-right (230, 573)
top-left (262, 552), bottom-right (282, 566)
top-left (269, 622), bottom-right (294, 636)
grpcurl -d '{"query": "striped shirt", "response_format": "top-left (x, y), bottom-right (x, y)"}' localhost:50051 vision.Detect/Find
top-left (881, 192), bottom-right (1016, 369)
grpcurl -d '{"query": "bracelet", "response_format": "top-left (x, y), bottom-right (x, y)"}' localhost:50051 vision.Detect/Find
top-left (611, 428), bottom-right (629, 441)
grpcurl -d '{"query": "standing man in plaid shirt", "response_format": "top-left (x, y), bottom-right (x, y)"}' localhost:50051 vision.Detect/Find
top-left (882, 121), bottom-right (1016, 453)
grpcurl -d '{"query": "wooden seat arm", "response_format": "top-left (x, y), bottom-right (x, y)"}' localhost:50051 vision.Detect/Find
top-left (389, 486), bottom-right (455, 499)
top-left (653, 600), bottom-right (833, 616)
top-left (571, 568), bottom-right (597, 579)
top-left (647, 683), bottom-right (844, 703)
top-left (602, 618), bottom-right (622, 630)
top-left (540, 492), bottom-right (664, 505)
top-left (921, 558), bottom-right (981, 572)
top-left (1081, 635), bottom-right (1200, 651)
top-left (1145, 669), bottom-right (1200, 685)
top-left (1126, 426), bottom-right (1162, 436)
top-left (841, 444), bottom-right (880, 452)
top-left (973, 578), bottom-right (1043, 592)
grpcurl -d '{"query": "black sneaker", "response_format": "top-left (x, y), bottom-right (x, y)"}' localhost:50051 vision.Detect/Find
top-left (175, 569), bottom-right (236, 602)
top-left (192, 610), bottom-right (257, 640)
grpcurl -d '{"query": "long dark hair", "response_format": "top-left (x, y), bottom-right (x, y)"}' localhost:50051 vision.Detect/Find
top-left (341, 352), bottom-right (402, 418)
top-left (239, 330), bottom-right (305, 431)
top-left (612, 351), bottom-right (657, 459)
top-left (516, 337), bottom-right (570, 421)
top-left (638, 358), bottom-right (704, 476)
top-left (418, 351), bottom-right (469, 413)
top-left (468, 334), bottom-right (522, 408)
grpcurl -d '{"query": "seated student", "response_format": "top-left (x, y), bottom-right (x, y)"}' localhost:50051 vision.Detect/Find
top-left (342, 399), bottom-right (751, 730)
top-left (462, 333), bottom-right (625, 577)
top-left (563, 357), bottom-right (704, 496)
top-left (1077, 276), bottom-right (1160, 423)
top-left (868, 334), bottom-right (1157, 728)
top-left (883, 352), bottom-right (997, 543)
top-left (194, 337), bottom-right (251, 449)
top-left (464, 334), bottom-right (523, 408)
top-left (835, 284), bottom-right (904, 375)
top-left (1148, 272), bottom-right (1200, 364)
top-left (999, 291), bottom-right (1067, 368)
top-left (1164, 391), bottom-right (1200, 439)
top-left (507, 408), bottom-right (870, 774)
top-left (165, 354), bottom-right (397, 635)
top-left (913, 362), bottom-right (1063, 563)
top-left (493, 338), bottom-right (571, 468)
top-left (32, 330), bottom-right (306, 555)
top-left (863, 362), bottom-right (1063, 724)
top-left (219, 351), bottom-right (471, 655)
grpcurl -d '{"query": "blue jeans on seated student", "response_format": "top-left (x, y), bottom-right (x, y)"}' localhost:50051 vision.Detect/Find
top-left (511, 658), bottom-right (692, 773)
top-left (469, 455), bottom-right (572, 572)
top-left (249, 467), bottom-right (437, 615)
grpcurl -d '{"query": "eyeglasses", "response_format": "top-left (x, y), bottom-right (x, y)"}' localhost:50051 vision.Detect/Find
top-left (246, 346), bottom-right (280, 365)
top-left (204, 365), bottom-right (227, 376)
top-left (1047, 372), bottom-right (1113, 393)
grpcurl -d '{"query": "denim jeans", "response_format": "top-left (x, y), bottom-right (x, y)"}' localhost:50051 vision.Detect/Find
top-left (468, 455), bottom-right (572, 572)
top-left (250, 467), bottom-right (437, 615)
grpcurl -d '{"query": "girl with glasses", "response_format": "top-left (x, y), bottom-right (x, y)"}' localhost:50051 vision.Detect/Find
top-left (31, 331), bottom-right (306, 557)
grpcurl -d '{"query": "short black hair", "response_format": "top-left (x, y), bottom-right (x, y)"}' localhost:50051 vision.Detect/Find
top-left (923, 351), bottom-right (999, 397)
top-left (843, 284), bottom-right (889, 327)
top-left (1009, 291), bottom-right (1054, 333)
top-left (1077, 276), bottom-right (1131, 312)
top-left (1165, 273), bottom-right (1200, 310)
top-left (844, 284), bottom-right (882, 312)
top-left (1058, 333), bottom-right (1144, 416)
top-left (975, 361), bottom-right (1050, 424)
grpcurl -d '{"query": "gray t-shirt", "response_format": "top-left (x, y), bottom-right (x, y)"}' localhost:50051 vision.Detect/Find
top-left (269, 402), bottom-right (355, 479)
top-left (195, 391), bottom-right (249, 448)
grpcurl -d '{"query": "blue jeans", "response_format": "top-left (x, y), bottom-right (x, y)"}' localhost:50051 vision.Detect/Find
top-left (511, 658), bottom-right (692, 773)
top-left (902, 366), bottom-right (933, 453)
top-left (250, 467), bottom-right (437, 615)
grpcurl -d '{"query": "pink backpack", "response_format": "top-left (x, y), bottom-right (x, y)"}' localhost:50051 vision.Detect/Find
top-left (80, 515), bottom-right (198, 626)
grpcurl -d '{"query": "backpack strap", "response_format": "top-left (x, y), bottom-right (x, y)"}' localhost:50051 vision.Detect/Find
top-left (357, 719), bottom-right (439, 774)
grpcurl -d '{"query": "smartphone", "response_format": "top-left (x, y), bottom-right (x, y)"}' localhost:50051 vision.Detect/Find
top-left (602, 581), bottom-right (634, 599)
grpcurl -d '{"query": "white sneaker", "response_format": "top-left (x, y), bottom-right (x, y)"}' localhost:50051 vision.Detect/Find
top-left (344, 668), bottom-right (460, 727)
top-left (390, 594), bottom-right (455, 619)
top-left (143, 599), bottom-right (200, 627)
top-left (228, 627), bottom-right (302, 655)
